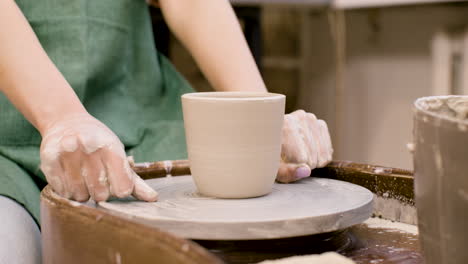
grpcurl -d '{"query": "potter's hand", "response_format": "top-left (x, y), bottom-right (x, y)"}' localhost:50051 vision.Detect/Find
top-left (276, 110), bottom-right (333, 183)
top-left (40, 114), bottom-right (158, 202)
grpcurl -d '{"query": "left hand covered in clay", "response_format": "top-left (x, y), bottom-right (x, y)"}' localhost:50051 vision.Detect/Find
top-left (276, 110), bottom-right (333, 183)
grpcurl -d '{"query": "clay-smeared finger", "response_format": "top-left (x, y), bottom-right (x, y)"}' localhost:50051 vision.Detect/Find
top-left (298, 112), bottom-right (319, 169)
top-left (281, 114), bottom-right (308, 164)
top-left (102, 148), bottom-right (134, 198)
top-left (59, 137), bottom-right (90, 202)
top-left (276, 162), bottom-right (311, 183)
top-left (133, 175), bottom-right (158, 202)
top-left (40, 135), bottom-right (69, 197)
top-left (317, 119), bottom-right (333, 167)
top-left (40, 155), bottom-right (66, 197)
top-left (308, 113), bottom-right (327, 168)
top-left (81, 151), bottom-right (110, 202)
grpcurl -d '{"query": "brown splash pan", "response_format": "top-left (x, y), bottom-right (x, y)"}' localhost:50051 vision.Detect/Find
top-left (41, 161), bottom-right (421, 264)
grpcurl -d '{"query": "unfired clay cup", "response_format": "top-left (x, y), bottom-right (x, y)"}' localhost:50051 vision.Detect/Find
top-left (182, 92), bottom-right (285, 198)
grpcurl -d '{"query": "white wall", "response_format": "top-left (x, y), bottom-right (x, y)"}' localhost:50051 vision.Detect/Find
top-left (298, 4), bottom-right (468, 169)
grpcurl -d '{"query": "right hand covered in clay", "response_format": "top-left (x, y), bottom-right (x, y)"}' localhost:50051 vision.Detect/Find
top-left (39, 114), bottom-right (158, 202)
top-left (276, 110), bottom-right (333, 183)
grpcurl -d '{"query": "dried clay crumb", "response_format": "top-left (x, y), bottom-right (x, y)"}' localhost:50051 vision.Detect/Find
top-left (258, 252), bottom-right (355, 264)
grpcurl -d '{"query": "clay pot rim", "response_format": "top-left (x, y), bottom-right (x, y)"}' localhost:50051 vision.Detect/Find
top-left (182, 92), bottom-right (285, 101)
top-left (414, 95), bottom-right (468, 125)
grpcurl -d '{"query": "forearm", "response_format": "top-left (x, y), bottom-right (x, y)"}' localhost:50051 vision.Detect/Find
top-left (0, 0), bottom-right (87, 134)
top-left (159, 0), bottom-right (267, 92)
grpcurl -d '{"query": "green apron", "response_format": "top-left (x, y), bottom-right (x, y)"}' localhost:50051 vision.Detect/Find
top-left (0, 0), bottom-right (194, 222)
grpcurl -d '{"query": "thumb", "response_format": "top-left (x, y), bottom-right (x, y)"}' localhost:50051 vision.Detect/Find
top-left (132, 174), bottom-right (159, 202)
top-left (276, 162), bottom-right (311, 183)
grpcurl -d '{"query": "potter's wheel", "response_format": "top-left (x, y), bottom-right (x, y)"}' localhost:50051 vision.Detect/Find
top-left (99, 176), bottom-right (373, 240)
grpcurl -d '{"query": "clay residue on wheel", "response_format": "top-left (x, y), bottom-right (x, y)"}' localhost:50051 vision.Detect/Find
top-left (416, 96), bottom-right (468, 120)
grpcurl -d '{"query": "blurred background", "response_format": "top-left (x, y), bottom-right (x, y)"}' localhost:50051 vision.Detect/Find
top-left (150, 0), bottom-right (468, 170)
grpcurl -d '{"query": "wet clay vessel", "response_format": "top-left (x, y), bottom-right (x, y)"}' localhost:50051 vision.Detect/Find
top-left (182, 92), bottom-right (285, 198)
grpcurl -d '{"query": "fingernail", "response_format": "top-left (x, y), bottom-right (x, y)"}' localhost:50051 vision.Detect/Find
top-left (295, 166), bottom-right (311, 180)
top-left (146, 189), bottom-right (159, 202)
top-left (93, 192), bottom-right (109, 202)
top-left (134, 177), bottom-right (159, 202)
top-left (141, 182), bottom-right (158, 201)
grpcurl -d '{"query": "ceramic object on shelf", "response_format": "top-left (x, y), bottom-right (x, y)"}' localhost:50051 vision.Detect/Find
top-left (182, 92), bottom-right (285, 198)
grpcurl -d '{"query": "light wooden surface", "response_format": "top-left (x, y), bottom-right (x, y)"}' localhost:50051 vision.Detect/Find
top-left (99, 175), bottom-right (373, 240)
